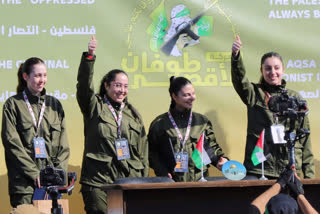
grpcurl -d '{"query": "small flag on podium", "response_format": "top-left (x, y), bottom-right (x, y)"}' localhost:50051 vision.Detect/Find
top-left (251, 129), bottom-right (267, 166)
top-left (192, 132), bottom-right (211, 169)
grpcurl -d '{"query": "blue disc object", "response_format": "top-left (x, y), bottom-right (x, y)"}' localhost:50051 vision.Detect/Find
top-left (222, 160), bottom-right (247, 181)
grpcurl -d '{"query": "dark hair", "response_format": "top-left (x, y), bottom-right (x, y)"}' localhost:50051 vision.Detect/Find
top-left (169, 76), bottom-right (192, 109)
top-left (17, 57), bottom-right (45, 93)
top-left (266, 193), bottom-right (298, 214)
top-left (98, 69), bottom-right (128, 97)
top-left (98, 69), bottom-right (141, 121)
top-left (259, 52), bottom-right (283, 83)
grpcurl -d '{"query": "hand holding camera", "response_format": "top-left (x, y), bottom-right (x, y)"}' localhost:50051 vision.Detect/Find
top-left (276, 166), bottom-right (294, 189)
top-left (287, 175), bottom-right (304, 199)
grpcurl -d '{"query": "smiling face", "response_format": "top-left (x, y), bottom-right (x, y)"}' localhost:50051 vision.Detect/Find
top-left (261, 56), bottom-right (284, 86)
top-left (105, 73), bottom-right (128, 103)
top-left (23, 63), bottom-right (47, 96)
top-left (172, 83), bottom-right (196, 111)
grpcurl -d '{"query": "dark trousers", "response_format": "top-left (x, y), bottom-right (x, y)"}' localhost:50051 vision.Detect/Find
top-left (10, 193), bottom-right (33, 208)
top-left (81, 184), bottom-right (108, 214)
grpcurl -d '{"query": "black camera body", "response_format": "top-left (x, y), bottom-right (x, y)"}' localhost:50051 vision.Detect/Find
top-left (268, 90), bottom-right (307, 116)
top-left (267, 90), bottom-right (309, 167)
top-left (40, 165), bottom-right (66, 187)
top-left (39, 166), bottom-right (77, 214)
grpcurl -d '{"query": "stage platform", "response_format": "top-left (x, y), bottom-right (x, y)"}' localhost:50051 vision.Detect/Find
top-left (102, 178), bottom-right (320, 214)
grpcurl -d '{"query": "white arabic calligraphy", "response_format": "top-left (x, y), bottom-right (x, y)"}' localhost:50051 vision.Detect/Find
top-left (4, 25), bottom-right (96, 37)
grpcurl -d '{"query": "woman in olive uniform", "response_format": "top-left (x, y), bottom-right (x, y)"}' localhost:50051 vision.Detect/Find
top-left (1, 57), bottom-right (70, 207)
top-left (231, 35), bottom-right (314, 178)
top-left (148, 76), bottom-right (228, 182)
top-left (77, 36), bottom-right (148, 214)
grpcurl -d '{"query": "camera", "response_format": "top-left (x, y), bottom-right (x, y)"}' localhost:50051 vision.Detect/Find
top-left (40, 165), bottom-right (66, 186)
top-left (39, 166), bottom-right (76, 214)
top-left (267, 90), bottom-right (309, 168)
top-left (268, 90), bottom-right (307, 116)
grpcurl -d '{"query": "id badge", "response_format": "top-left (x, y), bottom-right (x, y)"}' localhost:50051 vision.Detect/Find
top-left (271, 124), bottom-right (287, 144)
top-left (174, 152), bottom-right (188, 173)
top-left (33, 137), bottom-right (47, 159)
top-left (115, 138), bottom-right (131, 160)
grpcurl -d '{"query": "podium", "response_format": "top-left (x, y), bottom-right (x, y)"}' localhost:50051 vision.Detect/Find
top-left (102, 179), bottom-right (320, 214)
top-left (33, 199), bottom-right (69, 214)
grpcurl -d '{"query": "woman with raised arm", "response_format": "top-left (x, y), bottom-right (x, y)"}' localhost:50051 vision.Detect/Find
top-left (1, 57), bottom-right (70, 208)
top-left (77, 36), bottom-right (148, 214)
top-left (231, 35), bottom-right (314, 179)
top-left (148, 76), bottom-right (228, 182)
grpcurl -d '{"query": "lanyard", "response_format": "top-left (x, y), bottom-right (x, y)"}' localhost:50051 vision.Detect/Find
top-left (104, 95), bottom-right (125, 138)
top-left (23, 90), bottom-right (46, 134)
top-left (263, 91), bottom-right (272, 106)
top-left (167, 110), bottom-right (192, 152)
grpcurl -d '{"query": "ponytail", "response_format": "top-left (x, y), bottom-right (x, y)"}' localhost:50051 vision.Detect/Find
top-left (126, 100), bottom-right (142, 122)
top-left (16, 63), bottom-right (26, 93)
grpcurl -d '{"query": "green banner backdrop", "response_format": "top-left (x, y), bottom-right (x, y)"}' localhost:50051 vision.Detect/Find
top-left (0, 0), bottom-right (319, 213)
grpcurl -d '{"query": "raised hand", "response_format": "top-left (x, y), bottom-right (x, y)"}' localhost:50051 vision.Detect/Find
top-left (176, 33), bottom-right (189, 50)
top-left (88, 35), bottom-right (97, 56)
top-left (232, 35), bottom-right (242, 57)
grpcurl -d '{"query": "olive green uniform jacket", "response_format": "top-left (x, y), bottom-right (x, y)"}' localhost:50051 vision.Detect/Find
top-left (148, 108), bottom-right (227, 182)
top-left (1, 88), bottom-right (70, 195)
top-left (77, 53), bottom-right (149, 188)
top-left (231, 53), bottom-right (314, 178)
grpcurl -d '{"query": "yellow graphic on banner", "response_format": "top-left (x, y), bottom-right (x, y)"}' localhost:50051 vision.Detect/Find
top-left (122, 0), bottom-right (236, 89)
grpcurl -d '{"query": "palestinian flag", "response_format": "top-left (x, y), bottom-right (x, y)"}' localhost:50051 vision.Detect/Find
top-left (192, 132), bottom-right (212, 169)
top-left (251, 129), bottom-right (267, 166)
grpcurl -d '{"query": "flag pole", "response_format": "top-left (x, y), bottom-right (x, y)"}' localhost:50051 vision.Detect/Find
top-left (259, 129), bottom-right (267, 180)
top-left (259, 161), bottom-right (267, 180)
top-left (199, 133), bottom-right (207, 182)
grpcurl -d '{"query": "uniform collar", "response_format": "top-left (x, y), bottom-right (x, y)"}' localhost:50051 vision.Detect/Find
top-left (105, 94), bottom-right (122, 111)
top-left (260, 79), bottom-right (286, 93)
top-left (169, 107), bottom-right (191, 119)
top-left (24, 88), bottom-right (46, 101)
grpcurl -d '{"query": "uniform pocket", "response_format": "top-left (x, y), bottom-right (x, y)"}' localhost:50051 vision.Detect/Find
top-left (97, 111), bottom-right (118, 139)
top-left (41, 122), bottom-right (62, 158)
top-left (189, 135), bottom-right (199, 149)
top-left (128, 121), bottom-right (144, 157)
top-left (17, 121), bottom-right (34, 150)
top-left (9, 171), bottom-right (33, 194)
top-left (127, 159), bottom-right (144, 177)
top-left (49, 123), bottom-right (61, 142)
top-left (129, 121), bottom-right (142, 146)
top-left (86, 152), bottom-right (113, 162)
top-left (255, 99), bottom-right (268, 110)
top-left (84, 152), bottom-right (114, 183)
top-left (127, 159), bottom-right (144, 169)
top-left (166, 135), bottom-right (180, 152)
